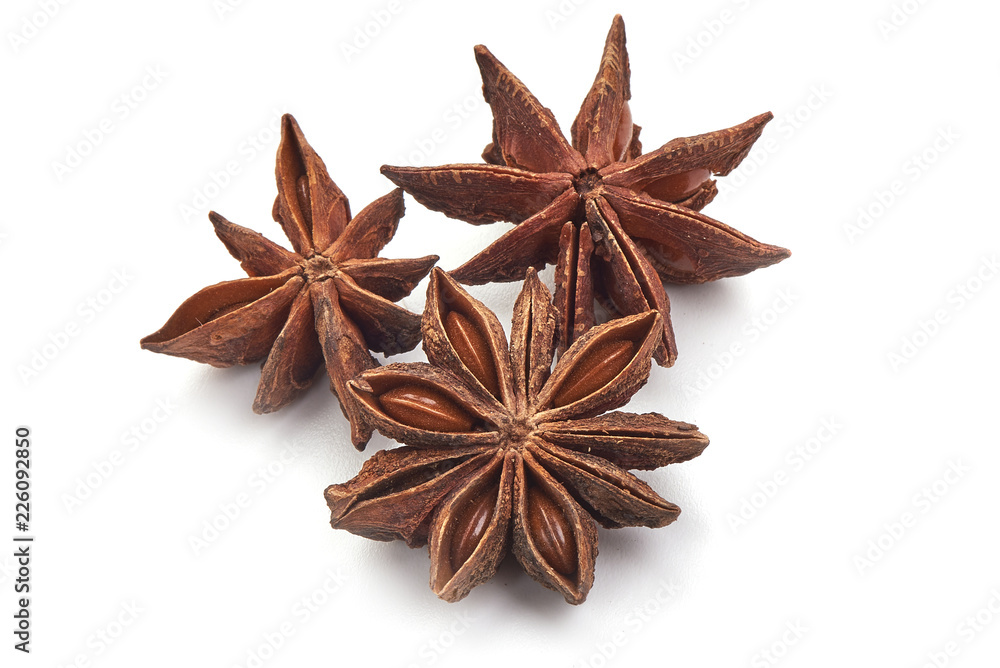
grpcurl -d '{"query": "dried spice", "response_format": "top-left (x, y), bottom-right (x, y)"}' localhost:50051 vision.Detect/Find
top-left (382, 15), bottom-right (789, 365)
top-left (141, 114), bottom-right (437, 448)
top-left (325, 268), bottom-right (708, 603)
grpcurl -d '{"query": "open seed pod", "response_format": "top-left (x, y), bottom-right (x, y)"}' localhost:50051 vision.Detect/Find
top-left (325, 268), bottom-right (709, 603)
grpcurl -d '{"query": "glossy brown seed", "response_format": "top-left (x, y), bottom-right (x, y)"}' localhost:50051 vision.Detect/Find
top-left (612, 102), bottom-right (633, 163)
top-left (527, 485), bottom-right (576, 576)
top-left (449, 484), bottom-right (499, 572)
top-left (552, 339), bottom-right (637, 407)
top-left (641, 239), bottom-right (698, 275)
top-left (642, 167), bottom-right (712, 203)
top-left (377, 384), bottom-right (476, 433)
top-left (444, 311), bottom-right (501, 399)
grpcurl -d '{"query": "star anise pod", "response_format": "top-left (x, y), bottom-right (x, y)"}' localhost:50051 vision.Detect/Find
top-left (141, 114), bottom-right (437, 448)
top-left (324, 268), bottom-right (708, 603)
top-left (381, 15), bottom-right (790, 366)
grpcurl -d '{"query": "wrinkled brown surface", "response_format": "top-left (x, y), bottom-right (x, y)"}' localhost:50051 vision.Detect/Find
top-left (382, 14), bottom-right (789, 364)
top-left (141, 114), bottom-right (436, 447)
top-left (325, 268), bottom-right (708, 604)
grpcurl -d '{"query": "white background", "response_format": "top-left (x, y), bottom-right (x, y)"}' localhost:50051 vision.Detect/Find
top-left (3, 1), bottom-right (999, 666)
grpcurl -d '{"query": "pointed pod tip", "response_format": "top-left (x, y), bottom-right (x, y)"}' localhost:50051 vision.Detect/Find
top-left (139, 328), bottom-right (171, 350)
top-left (381, 186), bottom-right (406, 213)
top-left (521, 267), bottom-right (550, 299)
top-left (207, 210), bottom-right (229, 229)
top-left (252, 386), bottom-right (287, 415)
top-left (517, 267), bottom-right (543, 303)
top-left (379, 164), bottom-right (407, 186)
top-left (345, 377), bottom-right (373, 395)
top-left (618, 308), bottom-right (660, 331)
top-left (658, 348), bottom-right (677, 368)
top-left (431, 267), bottom-right (471, 302)
top-left (427, 267), bottom-right (445, 306)
top-left (251, 391), bottom-right (279, 414)
top-left (638, 309), bottom-right (664, 343)
top-left (759, 244), bottom-right (792, 267)
top-left (473, 44), bottom-right (502, 71)
top-left (322, 484), bottom-right (340, 504)
top-left (411, 255), bottom-right (441, 279)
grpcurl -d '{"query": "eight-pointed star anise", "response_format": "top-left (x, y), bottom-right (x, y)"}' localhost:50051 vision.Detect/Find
top-left (382, 15), bottom-right (790, 366)
top-left (324, 268), bottom-right (708, 603)
top-left (140, 114), bottom-right (437, 448)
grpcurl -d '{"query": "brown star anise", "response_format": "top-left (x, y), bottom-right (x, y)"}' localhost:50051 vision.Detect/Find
top-left (141, 114), bottom-right (437, 448)
top-left (324, 268), bottom-right (708, 603)
top-left (381, 15), bottom-right (789, 366)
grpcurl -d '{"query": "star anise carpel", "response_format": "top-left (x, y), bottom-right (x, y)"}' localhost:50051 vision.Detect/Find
top-left (140, 114), bottom-right (437, 448)
top-left (381, 15), bottom-right (790, 366)
top-left (324, 268), bottom-right (709, 604)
